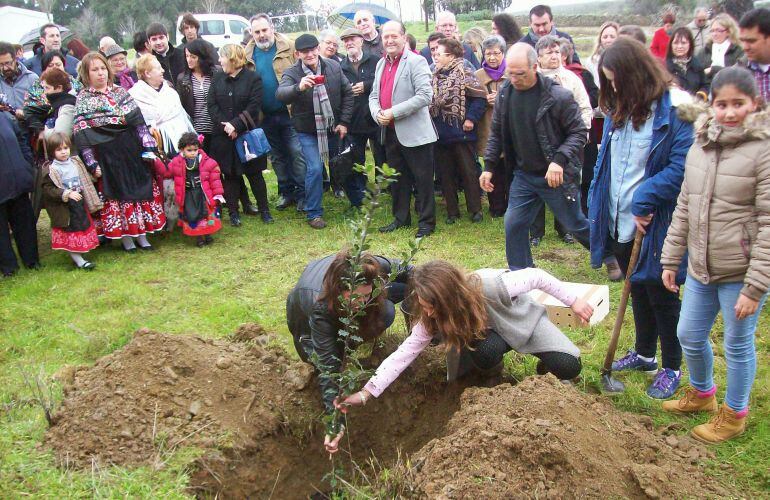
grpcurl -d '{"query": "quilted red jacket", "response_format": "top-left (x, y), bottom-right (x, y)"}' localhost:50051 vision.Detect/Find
top-left (161, 151), bottom-right (224, 209)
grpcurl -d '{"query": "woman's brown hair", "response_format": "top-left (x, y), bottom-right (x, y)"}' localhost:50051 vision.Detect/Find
top-left (598, 37), bottom-right (671, 130)
top-left (40, 67), bottom-right (71, 92)
top-left (317, 249), bottom-right (387, 342)
top-left (409, 260), bottom-right (487, 351)
top-left (78, 52), bottom-right (114, 88)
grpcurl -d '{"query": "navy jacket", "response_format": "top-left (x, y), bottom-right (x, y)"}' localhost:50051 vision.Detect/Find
top-left (519, 29), bottom-right (581, 64)
top-left (0, 112), bottom-right (34, 204)
top-left (588, 90), bottom-right (694, 284)
top-left (24, 47), bottom-right (79, 77)
top-left (420, 42), bottom-right (480, 69)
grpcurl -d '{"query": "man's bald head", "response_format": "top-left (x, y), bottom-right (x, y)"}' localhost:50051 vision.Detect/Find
top-left (506, 43), bottom-right (539, 90)
top-left (382, 20), bottom-right (405, 35)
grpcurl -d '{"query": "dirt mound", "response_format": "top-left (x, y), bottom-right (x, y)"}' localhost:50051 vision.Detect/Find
top-left (45, 328), bottom-right (728, 498)
top-left (45, 326), bottom-right (316, 468)
top-left (401, 376), bottom-right (728, 499)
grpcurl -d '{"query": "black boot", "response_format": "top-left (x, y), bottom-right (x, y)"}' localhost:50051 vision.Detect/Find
top-left (230, 212), bottom-right (242, 227)
top-left (261, 210), bottom-right (274, 224)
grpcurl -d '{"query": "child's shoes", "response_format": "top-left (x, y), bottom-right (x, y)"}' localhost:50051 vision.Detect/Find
top-left (646, 368), bottom-right (680, 399)
top-left (691, 403), bottom-right (747, 444)
top-left (662, 386), bottom-right (718, 414)
top-left (611, 350), bottom-right (658, 374)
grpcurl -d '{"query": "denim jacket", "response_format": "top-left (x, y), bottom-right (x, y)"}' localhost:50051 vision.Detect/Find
top-left (588, 89), bottom-right (694, 284)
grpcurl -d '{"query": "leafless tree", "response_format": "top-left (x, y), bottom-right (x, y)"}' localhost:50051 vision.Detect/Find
top-left (118, 18), bottom-right (140, 41)
top-left (71, 7), bottom-right (106, 47)
top-left (200, 0), bottom-right (224, 13)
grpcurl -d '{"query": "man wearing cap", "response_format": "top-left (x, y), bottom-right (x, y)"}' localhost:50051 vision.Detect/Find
top-left (24, 24), bottom-right (79, 77)
top-left (340, 28), bottom-right (383, 207)
top-left (370, 21), bottom-right (437, 238)
top-left (276, 34), bottom-right (354, 229)
top-left (246, 13), bottom-right (308, 211)
top-left (354, 9), bottom-right (384, 57)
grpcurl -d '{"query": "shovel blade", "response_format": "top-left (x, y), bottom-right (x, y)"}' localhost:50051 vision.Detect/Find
top-left (600, 373), bottom-right (625, 394)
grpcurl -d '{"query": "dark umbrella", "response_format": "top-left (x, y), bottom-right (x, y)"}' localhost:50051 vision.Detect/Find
top-left (19, 26), bottom-right (74, 51)
top-left (327, 2), bottom-right (399, 30)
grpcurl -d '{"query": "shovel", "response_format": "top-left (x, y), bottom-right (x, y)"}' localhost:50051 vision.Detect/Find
top-left (600, 231), bottom-right (644, 394)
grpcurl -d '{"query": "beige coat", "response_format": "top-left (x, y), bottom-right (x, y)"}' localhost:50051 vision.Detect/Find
top-left (474, 67), bottom-right (507, 156)
top-left (661, 106), bottom-right (770, 301)
top-left (245, 32), bottom-right (296, 83)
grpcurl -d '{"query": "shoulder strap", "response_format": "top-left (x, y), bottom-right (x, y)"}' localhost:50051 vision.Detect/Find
top-left (240, 110), bottom-right (257, 130)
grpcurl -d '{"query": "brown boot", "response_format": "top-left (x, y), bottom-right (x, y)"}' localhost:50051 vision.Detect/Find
top-left (662, 386), bottom-right (718, 415)
top-left (691, 403), bottom-right (747, 444)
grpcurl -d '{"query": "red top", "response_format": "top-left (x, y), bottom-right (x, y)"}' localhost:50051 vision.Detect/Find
top-left (379, 52), bottom-right (403, 112)
top-left (650, 28), bottom-right (670, 60)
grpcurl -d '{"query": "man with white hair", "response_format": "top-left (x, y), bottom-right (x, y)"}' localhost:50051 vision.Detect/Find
top-left (245, 13), bottom-right (308, 211)
top-left (419, 11), bottom-right (480, 68)
top-left (99, 36), bottom-right (117, 54)
top-left (688, 7), bottom-right (711, 52)
top-left (480, 43), bottom-right (589, 270)
top-left (319, 29), bottom-right (342, 62)
top-left (354, 9), bottom-right (383, 57)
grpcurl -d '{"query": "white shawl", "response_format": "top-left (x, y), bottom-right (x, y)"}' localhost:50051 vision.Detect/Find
top-left (129, 80), bottom-right (195, 154)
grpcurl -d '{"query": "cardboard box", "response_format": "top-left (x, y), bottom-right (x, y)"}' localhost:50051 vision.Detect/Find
top-left (528, 282), bottom-right (610, 328)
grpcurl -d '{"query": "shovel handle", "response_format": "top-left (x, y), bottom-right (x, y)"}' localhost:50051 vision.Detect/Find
top-left (602, 231), bottom-right (644, 373)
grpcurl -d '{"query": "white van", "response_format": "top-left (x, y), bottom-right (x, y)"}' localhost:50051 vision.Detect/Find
top-left (176, 13), bottom-right (250, 49)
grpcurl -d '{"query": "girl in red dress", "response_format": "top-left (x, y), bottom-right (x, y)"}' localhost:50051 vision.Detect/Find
top-left (41, 132), bottom-right (103, 269)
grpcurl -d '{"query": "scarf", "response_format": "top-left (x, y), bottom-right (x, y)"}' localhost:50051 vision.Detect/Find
top-left (73, 84), bottom-right (139, 134)
top-left (430, 58), bottom-right (486, 127)
top-left (24, 76), bottom-right (82, 108)
top-left (116, 68), bottom-right (136, 90)
top-left (672, 56), bottom-right (691, 75)
top-left (302, 61), bottom-right (335, 163)
top-left (482, 58), bottom-right (506, 82)
top-left (710, 40), bottom-right (730, 68)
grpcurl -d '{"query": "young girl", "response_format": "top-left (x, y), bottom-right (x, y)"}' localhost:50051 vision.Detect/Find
top-left (165, 133), bottom-right (224, 246)
top-left (660, 66), bottom-right (769, 443)
top-left (324, 261), bottom-right (594, 453)
top-left (41, 132), bottom-right (103, 269)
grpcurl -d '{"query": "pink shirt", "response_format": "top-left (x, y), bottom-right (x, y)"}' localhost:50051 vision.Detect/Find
top-left (363, 268), bottom-right (577, 397)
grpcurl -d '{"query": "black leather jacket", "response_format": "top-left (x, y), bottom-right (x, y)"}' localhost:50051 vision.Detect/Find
top-left (286, 254), bottom-right (410, 413)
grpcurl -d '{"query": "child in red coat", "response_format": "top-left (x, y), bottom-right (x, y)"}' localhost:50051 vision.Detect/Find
top-left (166, 133), bottom-right (225, 246)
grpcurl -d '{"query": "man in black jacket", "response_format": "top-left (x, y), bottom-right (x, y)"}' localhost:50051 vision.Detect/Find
top-left (480, 43), bottom-right (589, 270)
top-left (340, 28), bottom-right (384, 208)
top-left (286, 252), bottom-right (410, 449)
top-left (146, 23), bottom-right (186, 86)
top-left (276, 34), bottom-right (354, 229)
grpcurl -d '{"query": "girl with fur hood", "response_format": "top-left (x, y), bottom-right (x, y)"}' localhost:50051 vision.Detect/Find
top-left (660, 67), bottom-right (770, 443)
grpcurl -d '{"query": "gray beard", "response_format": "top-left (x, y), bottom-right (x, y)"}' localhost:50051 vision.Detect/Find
top-left (256, 39), bottom-right (273, 50)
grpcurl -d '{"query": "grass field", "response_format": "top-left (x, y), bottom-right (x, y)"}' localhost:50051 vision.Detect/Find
top-left (1, 162), bottom-right (768, 497)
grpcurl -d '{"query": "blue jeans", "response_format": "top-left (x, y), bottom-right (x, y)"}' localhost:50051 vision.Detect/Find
top-left (262, 110), bottom-right (306, 202)
top-left (677, 275), bottom-right (768, 411)
top-left (297, 132), bottom-right (327, 220)
top-left (504, 171), bottom-right (590, 269)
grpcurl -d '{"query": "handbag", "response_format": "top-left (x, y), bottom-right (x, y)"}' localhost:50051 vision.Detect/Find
top-left (235, 110), bottom-right (271, 163)
top-left (329, 136), bottom-right (354, 184)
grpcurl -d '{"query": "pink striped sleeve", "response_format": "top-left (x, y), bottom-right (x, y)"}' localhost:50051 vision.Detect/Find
top-left (501, 268), bottom-right (577, 306)
top-left (363, 321), bottom-right (433, 398)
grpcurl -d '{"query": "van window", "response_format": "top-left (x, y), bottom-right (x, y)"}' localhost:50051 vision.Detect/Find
top-left (200, 20), bottom-right (225, 36)
top-left (229, 20), bottom-right (248, 35)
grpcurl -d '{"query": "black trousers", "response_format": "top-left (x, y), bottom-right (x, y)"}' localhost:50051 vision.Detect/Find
top-left (610, 235), bottom-right (682, 370)
top-left (226, 156), bottom-right (269, 214)
top-left (0, 194), bottom-right (39, 275)
top-left (384, 128), bottom-right (435, 230)
top-left (435, 142), bottom-right (482, 218)
top-left (351, 131), bottom-right (386, 168)
top-left (487, 159), bottom-right (512, 217)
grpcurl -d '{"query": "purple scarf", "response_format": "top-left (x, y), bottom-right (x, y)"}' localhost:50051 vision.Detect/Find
top-left (116, 68), bottom-right (136, 91)
top-left (482, 58), bottom-right (506, 82)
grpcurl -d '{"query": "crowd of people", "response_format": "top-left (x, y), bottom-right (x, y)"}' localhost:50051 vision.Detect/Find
top-left (1, 3), bottom-right (768, 454)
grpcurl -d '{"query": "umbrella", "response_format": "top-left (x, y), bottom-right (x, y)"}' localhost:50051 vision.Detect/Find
top-left (327, 2), bottom-right (399, 30)
top-left (19, 26), bottom-right (74, 51)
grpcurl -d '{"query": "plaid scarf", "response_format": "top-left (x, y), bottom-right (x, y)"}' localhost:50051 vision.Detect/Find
top-left (302, 61), bottom-right (335, 163)
top-left (430, 58), bottom-right (485, 128)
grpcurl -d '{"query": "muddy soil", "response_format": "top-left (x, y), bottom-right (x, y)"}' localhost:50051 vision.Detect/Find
top-left (45, 325), bottom-right (728, 499)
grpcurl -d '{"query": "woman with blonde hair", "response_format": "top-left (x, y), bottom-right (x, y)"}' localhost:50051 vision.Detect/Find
top-left (326, 261), bottom-right (593, 453)
top-left (700, 13), bottom-right (744, 83)
top-left (207, 43), bottom-right (270, 226)
top-left (586, 21), bottom-right (620, 86)
top-left (462, 26), bottom-right (488, 65)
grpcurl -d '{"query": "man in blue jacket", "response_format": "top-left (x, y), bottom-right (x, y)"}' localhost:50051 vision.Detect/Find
top-left (23, 24), bottom-right (79, 77)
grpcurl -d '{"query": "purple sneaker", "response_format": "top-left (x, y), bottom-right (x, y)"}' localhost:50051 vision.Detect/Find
top-left (611, 350), bottom-right (658, 374)
top-left (647, 368), bottom-right (681, 399)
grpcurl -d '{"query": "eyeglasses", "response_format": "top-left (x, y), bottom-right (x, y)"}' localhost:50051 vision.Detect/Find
top-left (711, 27), bottom-right (728, 33)
top-left (484, 51), bottom-right (503, 58)
top-left (0, 60), bottom-right (15, 69)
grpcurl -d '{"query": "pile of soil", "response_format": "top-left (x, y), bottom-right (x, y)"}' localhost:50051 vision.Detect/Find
top-left (45, 326), bottom-right (728, 498)
top-left (399, 377), bottom-right (728, 499)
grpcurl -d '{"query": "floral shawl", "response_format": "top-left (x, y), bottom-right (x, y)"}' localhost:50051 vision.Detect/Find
top-left (73, 84), bottom-right (146, 149)
top-left (430, 58), bottom-right (486, 127)
top-left (24, 76), bottom-right (82, 108)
